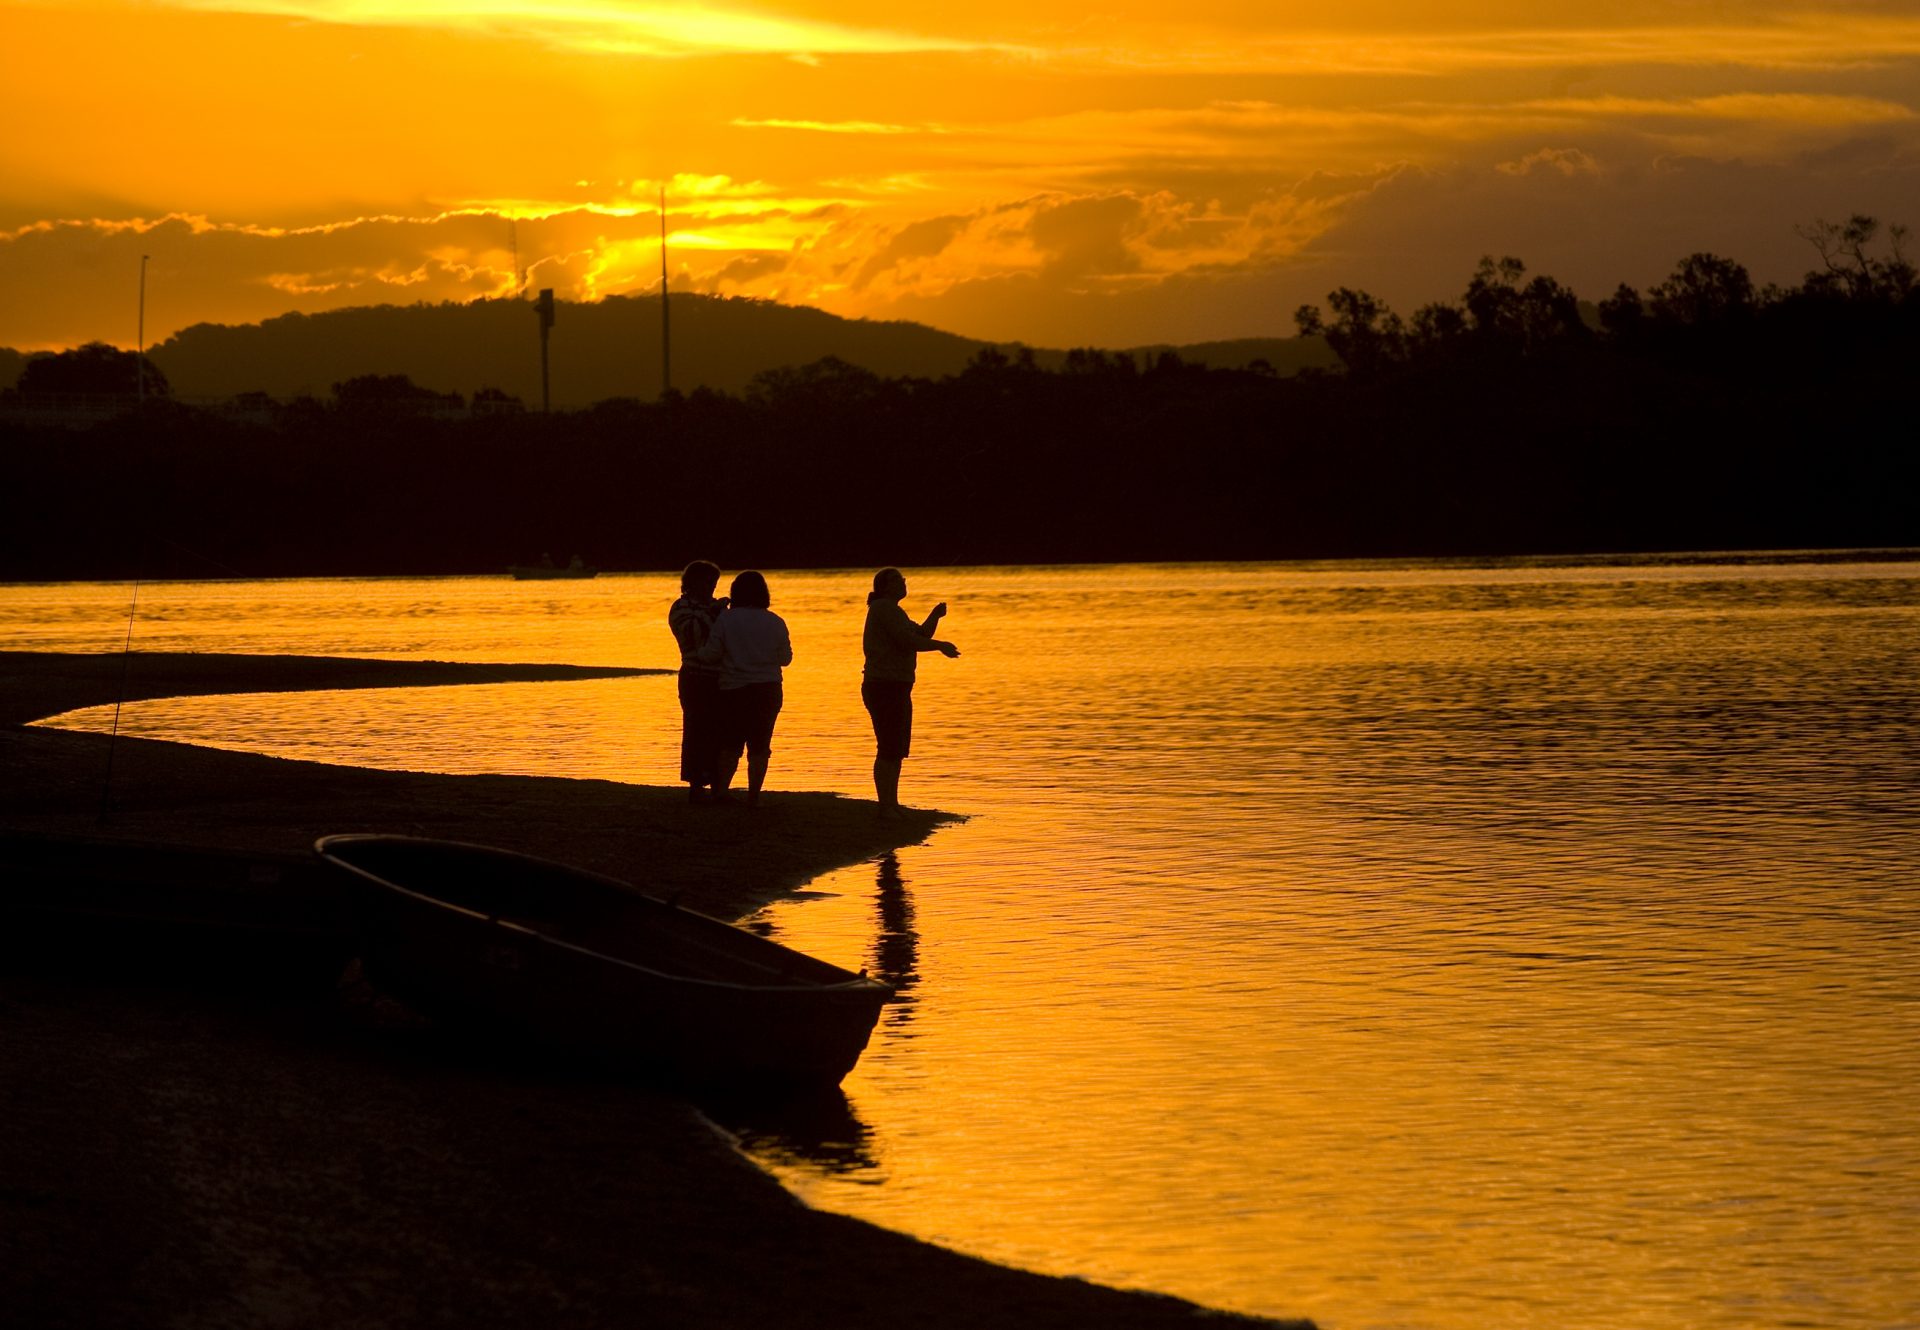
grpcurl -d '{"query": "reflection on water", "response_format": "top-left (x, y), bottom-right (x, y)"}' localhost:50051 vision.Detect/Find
top-left (702, 1083), bottom-right (881, 1180)
top-left (869, 853), bottom-right (921, 1015)
top-left (11, 556), bottom-right (1920, 1330)
top-left (709, 854), bottom-right (916, 1175)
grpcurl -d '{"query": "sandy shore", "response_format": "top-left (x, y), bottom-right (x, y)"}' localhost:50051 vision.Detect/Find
top-left (0, 651), bottom-right (1303, 1329)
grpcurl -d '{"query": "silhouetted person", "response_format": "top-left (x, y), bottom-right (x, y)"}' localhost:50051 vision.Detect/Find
top-left (862, 567), bottom-right (959, 817)
top-left (668, 560), bottom-right (728, 802)
top-left (696, 570), bottom-right (792, 806)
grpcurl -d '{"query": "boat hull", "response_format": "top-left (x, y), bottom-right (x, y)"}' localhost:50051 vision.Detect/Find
top-left (317, 835), bottom-right (889, 1089)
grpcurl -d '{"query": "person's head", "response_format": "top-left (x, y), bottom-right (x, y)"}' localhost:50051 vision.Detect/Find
top-left (730, 570), bottom-right (771, 609)
top-left (680, 560), bottom-right (720, 598)
top-left (869, 567), bottom-right (906, 605)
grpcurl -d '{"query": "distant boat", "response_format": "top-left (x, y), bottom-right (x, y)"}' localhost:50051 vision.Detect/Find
top-left (314, 835), bottom-right (891, 1088)
top-left (509, 554), bottom-right (597, 580)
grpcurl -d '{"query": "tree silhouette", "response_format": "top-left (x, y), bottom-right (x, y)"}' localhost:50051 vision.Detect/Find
top-left (1597, 282), bottom-right (1646, 338)
top-left (15, 342), bottom-right (168, 396)
top-left (330, 373), bottom-right (459, 417)
top-left (1296, 288), bottom-right (1406, 375)
top-left (1649, 253), bottom-right (1755, 326)
top-left (1797, 215), bottom-right (1915, 302)
top-left (745, 355), bottom-right (884, 409)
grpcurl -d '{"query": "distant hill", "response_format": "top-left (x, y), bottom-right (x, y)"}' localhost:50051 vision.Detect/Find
top-left (4, 296), bottom-right (1331, 403)
top-left (0, 347), bottom-right (25, 393)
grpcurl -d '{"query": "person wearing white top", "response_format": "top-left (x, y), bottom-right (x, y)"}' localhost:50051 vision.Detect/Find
top-left (694, 570), bottom-right (793, 805)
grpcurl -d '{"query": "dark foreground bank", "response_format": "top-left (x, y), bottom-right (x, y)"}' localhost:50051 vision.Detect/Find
top-left (0, 652), bottom-right (1305, 1329)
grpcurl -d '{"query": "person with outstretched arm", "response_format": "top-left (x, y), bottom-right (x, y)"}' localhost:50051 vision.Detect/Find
top-left (861, 567), bottom-right (959, 818)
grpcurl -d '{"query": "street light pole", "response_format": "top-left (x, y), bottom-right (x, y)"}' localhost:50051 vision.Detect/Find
top-left (137, 254), bottom-right (150, 403)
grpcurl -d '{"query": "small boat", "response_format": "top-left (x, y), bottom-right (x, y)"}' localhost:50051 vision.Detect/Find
top-left (314, 834), bottom-right (891, 1088)
top-left (509, 555), bottom-right (597, 580)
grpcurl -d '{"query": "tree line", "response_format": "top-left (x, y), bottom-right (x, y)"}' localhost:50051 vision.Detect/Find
top-left (2, 219), bottom-right (1914, 582)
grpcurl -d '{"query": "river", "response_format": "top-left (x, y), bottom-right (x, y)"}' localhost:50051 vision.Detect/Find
top-left (9, 554), bottom-right (1917, 1330)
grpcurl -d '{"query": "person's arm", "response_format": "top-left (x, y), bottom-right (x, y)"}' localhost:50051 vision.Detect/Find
top-left (917, 600), bottom-right (948, 636)
top-left (779, 620), bottom-right (793, 667)
top-left (884, 605), bottom-right (946, 654)
top-left (690, 614), bottom-right (726, 666)
top-left (669, 606), bottom-right (707, 656)
top-left (885, 605), bottom-right (957, 657)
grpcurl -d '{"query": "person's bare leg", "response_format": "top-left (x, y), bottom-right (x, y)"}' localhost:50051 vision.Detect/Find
top-left (713, 743), bottom-right (741, 800)
top-left (746, 749), bottom-right (770, 806)
top-left (873, 756), bottom-right (902, 815)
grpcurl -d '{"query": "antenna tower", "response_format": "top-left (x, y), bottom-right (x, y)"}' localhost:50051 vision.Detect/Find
top-left (660, 185), bottom-right (671, 396)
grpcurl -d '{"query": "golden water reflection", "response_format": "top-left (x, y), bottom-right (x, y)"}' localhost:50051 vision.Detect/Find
top-left (13, 558), bottom-right (1920, 1330)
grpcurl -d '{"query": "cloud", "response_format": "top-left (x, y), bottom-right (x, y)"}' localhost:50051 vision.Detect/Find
top-left (1528, 93), bottom-right (1917, 126)
top-left (732, 118), bottom-right (936, 135)
top-left (851, 214), bottom-right (970, 289)
top-left (4, 114), bottom-right (1918, 354)
top-left (1111, 16), bottom-right (1920, 77)
top-left (1290, 136), bottom-right (1920, 315)
top-left (1498, 148), bottom-right (1604, 177)
top-left (150, 0), bottom-right (1012, 59)
top-left (1027, 194), bottom-right (1148, 279)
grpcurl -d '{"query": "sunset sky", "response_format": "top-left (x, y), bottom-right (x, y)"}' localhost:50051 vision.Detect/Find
top-left (4, 0), bottom-right (1918, 352)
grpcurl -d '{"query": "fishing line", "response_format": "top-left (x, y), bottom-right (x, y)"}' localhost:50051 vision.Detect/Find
top-left (96, 580), bottom-right (140, 822)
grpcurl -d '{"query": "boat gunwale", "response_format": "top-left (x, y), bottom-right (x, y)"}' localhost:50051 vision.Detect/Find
top-left (315, 834), bottom-right (891, 1000)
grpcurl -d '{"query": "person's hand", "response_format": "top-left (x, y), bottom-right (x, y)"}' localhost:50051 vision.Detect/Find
top-left (936, 640), bottom-right (960, 658)
top-left (930, 601), bottom-right (948, 618)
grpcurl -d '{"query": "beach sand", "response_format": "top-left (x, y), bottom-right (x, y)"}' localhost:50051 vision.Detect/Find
top-left (0, 651), bottom-right (1302, 1329)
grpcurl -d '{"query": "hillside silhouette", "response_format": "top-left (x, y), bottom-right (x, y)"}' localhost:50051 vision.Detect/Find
top-left (0, 296), bottom-right (1334, 402)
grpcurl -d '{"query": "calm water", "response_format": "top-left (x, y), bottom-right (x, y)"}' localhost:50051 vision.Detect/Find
top-left (9, 558), bottom-right (1919, 1330)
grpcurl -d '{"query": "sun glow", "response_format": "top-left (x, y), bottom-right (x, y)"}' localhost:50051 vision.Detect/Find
top-left (156, 0), bottom-right (1003, 56)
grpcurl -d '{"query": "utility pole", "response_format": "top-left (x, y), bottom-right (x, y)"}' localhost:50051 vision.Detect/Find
top-left (536, 288), bottom-right (555, 413)
top-left (137, 254), bottom-right (149, 403)
top-left (659, 185), bottom-right (671, 397)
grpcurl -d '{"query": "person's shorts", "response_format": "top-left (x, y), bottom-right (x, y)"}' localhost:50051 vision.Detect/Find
top-left (861, 679), bottom-right (914, 761)
top-left (721, 681), bottom-right (783, 757)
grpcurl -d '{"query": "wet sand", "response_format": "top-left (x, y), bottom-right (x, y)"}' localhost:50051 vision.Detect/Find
top-left (0, 651), bottom-right (1303, 1329)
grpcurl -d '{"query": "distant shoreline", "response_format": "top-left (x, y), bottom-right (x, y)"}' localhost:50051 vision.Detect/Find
top-left (5, 543), bottom-right (1919, 589)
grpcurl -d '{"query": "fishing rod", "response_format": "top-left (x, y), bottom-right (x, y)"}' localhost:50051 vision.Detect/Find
top-left (96, 580), bottom-right (139, 823)
top-left (89, 539), bottom-right (622, 824)
top-left (94, 537), bottom-right (243, 822)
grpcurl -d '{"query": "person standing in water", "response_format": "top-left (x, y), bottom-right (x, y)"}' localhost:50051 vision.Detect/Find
top-left (862, 567), bottom-right (959, 817)
top-left (668, 560), bottom-right (728, 802)
top-left (697, 570), bottom-right (792, 807)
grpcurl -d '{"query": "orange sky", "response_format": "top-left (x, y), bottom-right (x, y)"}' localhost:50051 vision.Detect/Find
top-left (4, 0), bottom-right (1918, 352)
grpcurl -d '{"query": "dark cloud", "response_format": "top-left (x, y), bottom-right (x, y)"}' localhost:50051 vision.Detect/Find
top-left (709, 253), bottom-right (789, 289)
top-left (852, 213), bottom-right (967, 288)
top-left (1290, 138), bottom-right (1920, 311)
top-left (1027, 194), bottom-right (1146, 279)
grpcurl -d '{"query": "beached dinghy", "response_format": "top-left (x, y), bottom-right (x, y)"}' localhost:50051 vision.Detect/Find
top-left (315, 834), bottom-right (890, 1088)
